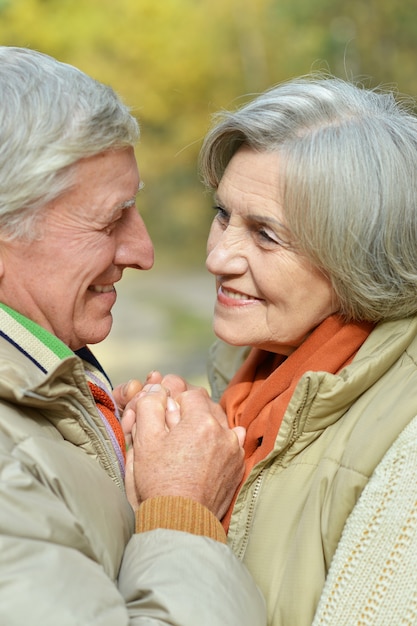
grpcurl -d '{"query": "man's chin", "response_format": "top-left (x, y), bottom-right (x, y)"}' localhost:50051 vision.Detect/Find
top-left (74, 317), bottom-right (113, 349)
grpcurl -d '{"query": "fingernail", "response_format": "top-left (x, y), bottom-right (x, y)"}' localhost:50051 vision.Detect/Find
top-left (122, 379), bottom-right (133, 396)
top-left (147, 384), bottom-right (162, 393)
top-left (167, 397), bottom-right (179, 412)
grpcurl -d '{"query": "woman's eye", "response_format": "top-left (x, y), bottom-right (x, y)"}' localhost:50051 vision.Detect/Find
top-left (254, 221), bottom-right (293, 248)
top-left (257, 227), bottom-right (281, 245)
top-left (213, 205), bottom-right (229, 226)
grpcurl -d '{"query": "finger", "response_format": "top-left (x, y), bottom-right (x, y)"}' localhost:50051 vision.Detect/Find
top-left (176, 389), bottom-right (217, 427)
top-left (113, 379), bottom-right (143, 411)
top-left (166, 397), bottom-right (181, 430)
top-left (124, 382), bottom-right (170, 415)
top-left (160, 373), bottom-right (188, 398)
top-left (232, 426), bottom-right (246, 448)
top-left (141, 382), bottom-right (171, 396)
top-left (178, 391), bottom-right (228, 429)
top-left (208, 400), bottom-right (229, 429)
top-left (145, 370), bottom-right (163, 384)
top-left (121, 407), bottom-right (135, 437)
top-left (124, 447), bottom-right (140, 510)
top-left (133, 385), bottom-right (169, 443)
top-left (176, 388), bottom-right (207, 410)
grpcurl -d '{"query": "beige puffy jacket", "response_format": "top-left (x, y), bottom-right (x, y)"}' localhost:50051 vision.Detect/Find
top-left (0, 312), bottom-right (266, 626)
top-left (312, 413), bottom-right (417, 625)
top-left (208, 316), bottom-right (417, 626)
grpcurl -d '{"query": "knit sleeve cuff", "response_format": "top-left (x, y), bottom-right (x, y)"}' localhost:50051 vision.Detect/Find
top-left (135, 496), bottom-right (227, 544)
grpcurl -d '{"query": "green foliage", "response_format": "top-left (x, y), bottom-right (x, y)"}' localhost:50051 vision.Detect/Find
top-left (1, 0), bottom-right (417, 266)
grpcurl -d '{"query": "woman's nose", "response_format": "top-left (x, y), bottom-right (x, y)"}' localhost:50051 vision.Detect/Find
top-left (206, 224), bottom-right (248, 276)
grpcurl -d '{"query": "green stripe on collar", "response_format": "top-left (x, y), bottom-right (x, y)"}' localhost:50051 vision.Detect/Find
top-left (0, 303), bottom-right (73, 360)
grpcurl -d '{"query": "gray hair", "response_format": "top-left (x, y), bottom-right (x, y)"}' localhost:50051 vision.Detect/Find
top-left (199, 74), bottom-right (417, 322)
top-left (0, 46), bottom-right (139, 239)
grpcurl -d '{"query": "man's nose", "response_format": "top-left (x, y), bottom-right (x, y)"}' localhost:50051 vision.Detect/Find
top-left (115, 206), bottom-right (154, 270)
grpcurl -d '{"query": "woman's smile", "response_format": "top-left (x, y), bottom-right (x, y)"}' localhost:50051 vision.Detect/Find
top-left (218, 285), bottom-right (260, 304)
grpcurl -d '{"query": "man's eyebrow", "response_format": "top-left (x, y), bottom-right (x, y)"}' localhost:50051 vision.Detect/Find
top-left (113, 184), bottom-right (143, 213)
top-left (117, 198), bottom-right (136, 210)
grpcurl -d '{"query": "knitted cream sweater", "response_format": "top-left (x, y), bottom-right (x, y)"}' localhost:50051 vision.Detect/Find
top-left (312, 415), bottom-right (417, 625)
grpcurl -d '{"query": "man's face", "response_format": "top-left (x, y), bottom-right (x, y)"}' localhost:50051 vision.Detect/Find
top-left (0, 148), bottom-right (154, 350)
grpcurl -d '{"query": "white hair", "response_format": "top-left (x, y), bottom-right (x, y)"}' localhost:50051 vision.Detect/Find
top-left (0, 46), bottom-right (139, 239)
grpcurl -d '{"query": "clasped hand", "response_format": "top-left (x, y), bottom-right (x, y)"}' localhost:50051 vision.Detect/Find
top-left (113, 373), bottom-right (246, 520)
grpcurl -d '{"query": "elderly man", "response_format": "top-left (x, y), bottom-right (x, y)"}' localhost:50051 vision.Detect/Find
top-left (0, 47), bottom-right (265, 625)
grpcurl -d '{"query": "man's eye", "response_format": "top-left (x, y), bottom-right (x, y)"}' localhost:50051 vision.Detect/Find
top-left (103, 214), bottom-right (124, 235)
top-left (102, 222), bottom-right (117, 235)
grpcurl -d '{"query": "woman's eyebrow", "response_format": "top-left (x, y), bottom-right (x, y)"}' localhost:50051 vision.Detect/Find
top-left (247, 214), bottom-right (285, 228)
top-left (213, 192), bottom-right (223, 206)
top-left (213, 192), bottom-right (288, 231)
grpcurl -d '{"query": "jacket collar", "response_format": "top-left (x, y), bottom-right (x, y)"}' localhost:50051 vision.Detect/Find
top-left (0, 303), bottom-right (73, 374)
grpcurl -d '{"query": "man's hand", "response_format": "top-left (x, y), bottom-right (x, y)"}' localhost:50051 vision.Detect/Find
top-left (125, 385), bottom-right (245, 519)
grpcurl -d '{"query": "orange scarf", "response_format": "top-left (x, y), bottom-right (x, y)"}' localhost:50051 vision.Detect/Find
top-left (88, 381), bottom-right (126, 466)
top-left (221, 315), bottom-right (374, 531)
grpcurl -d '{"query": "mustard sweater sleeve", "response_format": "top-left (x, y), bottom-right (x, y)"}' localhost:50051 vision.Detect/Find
top-left (135, 496), bottom-right (227, 544)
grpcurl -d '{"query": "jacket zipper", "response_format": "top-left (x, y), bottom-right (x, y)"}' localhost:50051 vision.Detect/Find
top-left (23, 390), bottom-right (124, 489)
top-left (235, 470), bottom-right (265, 560)
top-left (233, 377), bottom-right (312, 560)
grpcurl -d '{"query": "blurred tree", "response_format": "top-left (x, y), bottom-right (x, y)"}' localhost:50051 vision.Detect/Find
top-left (0, 0), bottom-right (416, 267)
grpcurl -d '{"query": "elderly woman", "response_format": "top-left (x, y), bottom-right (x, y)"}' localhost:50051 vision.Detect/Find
top-left (0, 46), bottom-right (267, 626)
top-left (193, 75), bottom-right (417, 625)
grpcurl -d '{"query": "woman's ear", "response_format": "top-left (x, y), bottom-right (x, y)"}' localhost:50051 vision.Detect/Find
top-left (0, 243), bottom-right (7, 279)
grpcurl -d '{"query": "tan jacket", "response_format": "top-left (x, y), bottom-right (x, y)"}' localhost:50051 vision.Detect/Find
top-left (312, 413), bottom-right (417, 625)
top-left (0, 325), bottom-right (266, 626)
top-left (208, 316), bottom-right (417, 626)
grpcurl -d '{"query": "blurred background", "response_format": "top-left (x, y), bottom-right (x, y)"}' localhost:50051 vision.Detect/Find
top-left (2, 0), bottom-right (417, 386)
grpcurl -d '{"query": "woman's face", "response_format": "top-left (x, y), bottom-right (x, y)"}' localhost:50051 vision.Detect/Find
top-left (206, 146), bottom-right (339, 355)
